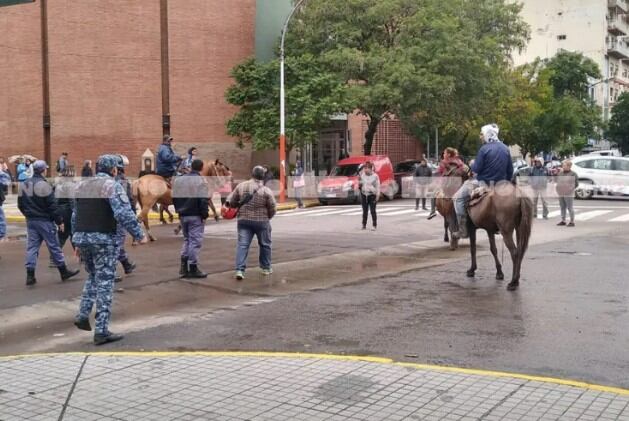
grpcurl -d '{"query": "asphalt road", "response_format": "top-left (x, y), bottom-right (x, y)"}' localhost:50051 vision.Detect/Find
top-left (1, 198), bottom-right (629, 388)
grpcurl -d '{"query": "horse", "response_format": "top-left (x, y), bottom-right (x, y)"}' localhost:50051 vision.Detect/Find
top-left (133, 160), bottom-right (231, 241)
top-left (434, 167), bottom-right (469, 251)
top-left (465, 181), bottom-right (534, 291)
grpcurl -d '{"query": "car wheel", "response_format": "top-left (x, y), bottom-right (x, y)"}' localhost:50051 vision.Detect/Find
top-left (575, 180), bottom-right (594, 200)
top-left (319, 199), bottom-right (328, 206)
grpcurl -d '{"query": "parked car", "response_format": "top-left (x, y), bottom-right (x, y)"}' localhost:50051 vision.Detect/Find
top-left (394, 160), bottom-right (437, 198)
top-left (513, 165), bottom-right (532, 186)
top-left (545, 160), bottom-right (562, 177)
top-left (571, 155), bottom-right (629, 199)
top-left (512, 158), bottom-right (527, 171)
top-left (317, 155), bottom-right (397, 205)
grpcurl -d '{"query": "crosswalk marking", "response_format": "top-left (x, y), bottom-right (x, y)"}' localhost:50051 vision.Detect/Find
top-left (380, 209), bottom-right (424, 216)
top-left (575, 210), bottom-right (613, 221)
top-left (609, 213), bottom-right (629, 222)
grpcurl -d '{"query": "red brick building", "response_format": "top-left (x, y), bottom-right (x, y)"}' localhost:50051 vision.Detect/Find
top-left (0, 0), bottom-right (255, 177)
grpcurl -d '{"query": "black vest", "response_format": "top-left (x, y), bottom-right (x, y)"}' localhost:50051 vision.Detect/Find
top-left (75, 179), bottom-right (117, 233)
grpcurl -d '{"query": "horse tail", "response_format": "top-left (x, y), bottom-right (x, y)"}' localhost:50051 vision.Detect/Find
top-left (517, 194), bottom-right (534, 256)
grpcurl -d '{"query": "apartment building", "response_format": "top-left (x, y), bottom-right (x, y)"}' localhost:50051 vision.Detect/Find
top-left (514, 0), bottom-right (629, 121)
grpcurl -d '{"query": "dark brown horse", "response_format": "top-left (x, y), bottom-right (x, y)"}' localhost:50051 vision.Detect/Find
top-left (466, 182), bottom-right (534, 291)
top-left (435, 167), bottom-right (469, 250)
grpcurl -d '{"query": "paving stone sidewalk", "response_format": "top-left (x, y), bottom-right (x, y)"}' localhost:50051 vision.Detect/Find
top-left (1, 353), bottom-right (628, 421)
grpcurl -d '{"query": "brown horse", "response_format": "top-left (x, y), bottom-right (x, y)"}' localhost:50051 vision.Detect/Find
top-left (465, 181), bottom-right (534, 291)
top-left (133, 160), bottom-right (231, 241)
top-left (435, 168), bottom-right (469, 250)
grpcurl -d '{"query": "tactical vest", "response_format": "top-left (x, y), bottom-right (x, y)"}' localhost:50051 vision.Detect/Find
top-left (75, 179), bottom-right (117, 233)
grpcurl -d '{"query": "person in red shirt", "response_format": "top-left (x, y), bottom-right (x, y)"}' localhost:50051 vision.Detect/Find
top-left (427, 148), bottom-right (467, 219)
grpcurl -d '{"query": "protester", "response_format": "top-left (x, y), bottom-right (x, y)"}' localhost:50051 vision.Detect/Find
top-left (556, 160), bottom-right (579, 227)
top-left (292, 160), bottom-right (305, 208)
top-left (173, 159), bottom-right (209, 278)
top-left (0, 166), bottom-right (9, 242)
top-left (81, 160), bottom-right (93, 177)
top-left (0, 157), bottom-right (9, 173)
top-left (17, 160), bottom-right (80, 286)
top-left (49, 176), bottom-right (75, 267)
top-left (56, 152), bottom-right (69, 176)
top-left (427, 148), bottom-right (467, 219)
top-left (529, 157), bottom-right (549, 219)
top-left (17, 158), bottom-right (33, 182)
top-left (263, 165), bottom-right (274, 186)
top-left (414, 159), bottom-right (432, 211)
top-left (181, 147), bottom-right (198, 174)
top-left (156, 135), bottom-right (182, 180)
top-left (73, 154), bottom-right (147, 345)
top-left (113, 155), bottom-right (137, 282)
top-left (452, 124), bottom-right (513, 239)
top-left (359, 161), bottom-right (380, 231)
top-left (227, 166), bottom-right (277, 281)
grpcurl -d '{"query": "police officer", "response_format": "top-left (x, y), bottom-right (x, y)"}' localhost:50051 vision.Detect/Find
top-left (17, 160), bottom-right (80, 286)
top-left (72, 155), bottom-right (147, 345)
top-left (113, 155), bottom-right (137, 282)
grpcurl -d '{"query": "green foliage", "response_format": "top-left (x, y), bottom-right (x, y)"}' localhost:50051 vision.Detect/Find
top-left (225, 55), bottom-right (353, 152)
top-left (608, 92), bottom-right (629, 154)
top-left (545, 51), bottom-right (602, 99)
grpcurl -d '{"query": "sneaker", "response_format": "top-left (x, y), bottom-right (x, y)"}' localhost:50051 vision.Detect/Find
top-left (567, 222), bottom-right (575, 227)
top-left (235, 271), bottom-right (245, 281)
top-left (371, 226), bottom-right (377, 231)
top-left (262, 268), bottom-right (273, 276)
top-left (361, 226), bottom-right (366, 230)
top-left (427, 211), bottom-right (437, 220)
top-left (557, 221), bottom-right (566, 226)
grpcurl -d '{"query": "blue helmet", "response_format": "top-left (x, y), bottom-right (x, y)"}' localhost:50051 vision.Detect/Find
top-left (96, 154), bottom-right (119, 174)
top-left (114, 155), bottom-right (125, 169)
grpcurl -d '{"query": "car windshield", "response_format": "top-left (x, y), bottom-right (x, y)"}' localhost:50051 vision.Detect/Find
top-left (331, 164), bottom-right (360, 176)
top-left (395, 162), bottom-right (417, 173)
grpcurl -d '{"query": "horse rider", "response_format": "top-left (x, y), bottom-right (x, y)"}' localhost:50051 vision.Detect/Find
top-left (156, 135), bottom-right (182, 182)
top-left (427, 147), bottom-right (467, 220)
top-left (452, 124), bottom-right (513, 239)
top-left (73, 154), bottom-right (147, 345)
top-left (180, 147), bottom-right (198, 174)
top-left (113, 155), bottom-right (137, 282)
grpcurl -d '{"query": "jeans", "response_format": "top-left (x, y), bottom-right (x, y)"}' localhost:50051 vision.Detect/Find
top-left (454, 180), bottom-right (480, 216)
top-left (532, 188), bottom-right (549, 217)
top-left (415, 185), bottom-right (429, 209)
top-left (361, 194), bottom-right (377, 227)
top-left (295, 187), bottom-right (304, 208)
top-left (25, 220), bottom-right (65, 269)
top-left (236, 220), bottom-right (272, 272)
top-left (181, 216), bottom-right (205, 265)
top-left (0, 206), bottom-right (5, 239)
top-left (559, 196), bottom-right (575, 222)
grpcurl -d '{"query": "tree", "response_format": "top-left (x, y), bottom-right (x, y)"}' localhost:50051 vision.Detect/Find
top-left (545, 50), bottom-right (602, 100)
top-left (286, 0), bottom-right (530, 154)
top-left (608, 92), bottom-right (629, 154)
top-left (225, 54), bottom-right (353, 154)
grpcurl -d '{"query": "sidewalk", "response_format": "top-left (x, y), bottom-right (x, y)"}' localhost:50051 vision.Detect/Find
top-left (1, 194), bottom-right (320, 223)
top-left (1, 352), bottom-right (628, 421)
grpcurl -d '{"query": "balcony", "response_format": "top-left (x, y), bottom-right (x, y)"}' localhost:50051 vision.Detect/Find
top-left (608, 14), bottom-right (629, 35)
top-left (608, 37), bottom-right (629, 59)
top-left (609, 0), bottom-right (628, 13)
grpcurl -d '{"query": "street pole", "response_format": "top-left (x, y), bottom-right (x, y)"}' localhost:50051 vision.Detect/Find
top-left (435, 128), bottom-right (439, 161)
top-left (40, 0), bottom-right (51, 173)
top-left (279, 0), bottom-right (307, 203)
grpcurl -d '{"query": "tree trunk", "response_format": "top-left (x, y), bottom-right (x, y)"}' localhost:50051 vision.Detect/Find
top-left (363, 116), bottom-right (381, 155)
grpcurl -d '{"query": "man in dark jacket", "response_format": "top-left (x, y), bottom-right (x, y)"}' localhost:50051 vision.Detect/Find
top-left (173, 159), bottom-right (209, 278)
top-left (529, 157), bottom-right (549, 219)
top-left (156, 135), bottom-right (182, 179)
top-left (18, 160), bottom-right (80, 286)
top-left (414, 160), bottom-right (433, 211)
top-left (453, 124), bottom-right (513, 239)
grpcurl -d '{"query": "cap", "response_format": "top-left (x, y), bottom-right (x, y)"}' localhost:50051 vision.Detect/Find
top-left (163, 135), bottom-right (173, 143)
top-left (33, 160), bottom-right (49, 173)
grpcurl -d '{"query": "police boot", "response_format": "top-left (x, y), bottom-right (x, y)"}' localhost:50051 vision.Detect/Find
top-left (179, 257), bottom-right (188, 277)
top-left (185, 264), bottom-right (208, 279)
top-left (121, 259), bottom-right (136, 274)
top-left (453, 214), bottom-right (469, 239)
top-left (26, 269), bottom-right (37, 287)
top-left (94, 332), bottom-right (124, 346)
top-left (58, 265), bottom-right (80, 281)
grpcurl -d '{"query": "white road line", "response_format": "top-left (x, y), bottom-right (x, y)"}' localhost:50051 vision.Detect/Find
top-left (381, 209), bottom-right (425, 216)
top-left (609, 213), bottom-right (629, 222)
top-left (540, 210), bottom-right (562, 218)
top-left (278, 208), bottom-right (346, 217)
top-left (575, 210), bottom-right (613, 221)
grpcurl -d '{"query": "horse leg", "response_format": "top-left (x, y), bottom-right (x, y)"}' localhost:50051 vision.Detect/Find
top-left (501, 231), bottom-right (519, 290)
top-left (448, 214), bottom-right (458, 250)
top-left (467, 227), bottom-right (477, 277)
top-left (443, 218), bottom-right (449, 243)
top-left (140, 203), bottom-right (156, 242)
top-left (159, 205), bottom-right (167, 224)
top-left (208, 199), bottom-right (219, 222)
top-left (488, 232), bottom-right (504, 280)
top-left (166, 206), bottom-right (174, 223)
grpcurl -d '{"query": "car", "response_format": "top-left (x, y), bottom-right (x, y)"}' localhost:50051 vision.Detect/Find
top-left (545, 160), bottom-right (562, 177)
top-left (512, 158), bottom-right (527, 171)
top-left (513, 165), bottom-right (532, 186)
top-left (317, 155), bottom-right (397, 205)
top-left (571, 155), bottom-right (629, 199)
top-left (394, 160), bottom-right (437, 198)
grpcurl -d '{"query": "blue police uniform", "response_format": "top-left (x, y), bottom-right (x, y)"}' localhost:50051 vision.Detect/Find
top-left (73, 155), bottom-right (145, 344)
top-left (17, 161), bottom-right (80, 285)
top-left (114, 163), bottom-right (137, 276)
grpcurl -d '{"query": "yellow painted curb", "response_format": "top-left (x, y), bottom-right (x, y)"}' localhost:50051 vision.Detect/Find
top-left (1, 351), bottom-right (627, 396)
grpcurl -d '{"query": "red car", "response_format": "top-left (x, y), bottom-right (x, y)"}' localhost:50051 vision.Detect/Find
top-left (317, 155), bottom-right (397, 204)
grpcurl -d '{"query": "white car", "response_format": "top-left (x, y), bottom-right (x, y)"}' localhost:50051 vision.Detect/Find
top-left (571, 155), bottom-right (629, 199)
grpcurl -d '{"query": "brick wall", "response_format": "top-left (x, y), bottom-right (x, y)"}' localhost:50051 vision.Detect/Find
top-left (0, 0), bottom-right (255, 176)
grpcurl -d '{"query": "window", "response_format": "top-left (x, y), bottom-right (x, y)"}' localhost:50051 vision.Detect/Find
top-left (593, 159), bottom-right (613, 170)
top-left (331, 164), bottom-right (360, 176)
top-left (613, 160), bottom-right (629, 172)
top-left (557, 35), bottom-right (567, 41)
top-left (575, 160), bottom-right (594, 169)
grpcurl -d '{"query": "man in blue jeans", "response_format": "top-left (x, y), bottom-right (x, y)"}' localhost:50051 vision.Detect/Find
top-left (227, 166), bottom-right (277, 281)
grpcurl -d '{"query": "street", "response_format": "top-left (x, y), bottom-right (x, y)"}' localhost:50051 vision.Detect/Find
top-left (1, 198), bottom-right (629, 390)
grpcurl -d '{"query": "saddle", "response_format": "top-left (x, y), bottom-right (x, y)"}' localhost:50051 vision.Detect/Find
top-left (468, 186), bottom-right (491, 209)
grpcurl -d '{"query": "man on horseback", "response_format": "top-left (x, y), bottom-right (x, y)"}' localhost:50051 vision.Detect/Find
top-left (156, 135), bottom-right (182, 182)
top-left (452, 124), bottom-right (513, 239)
